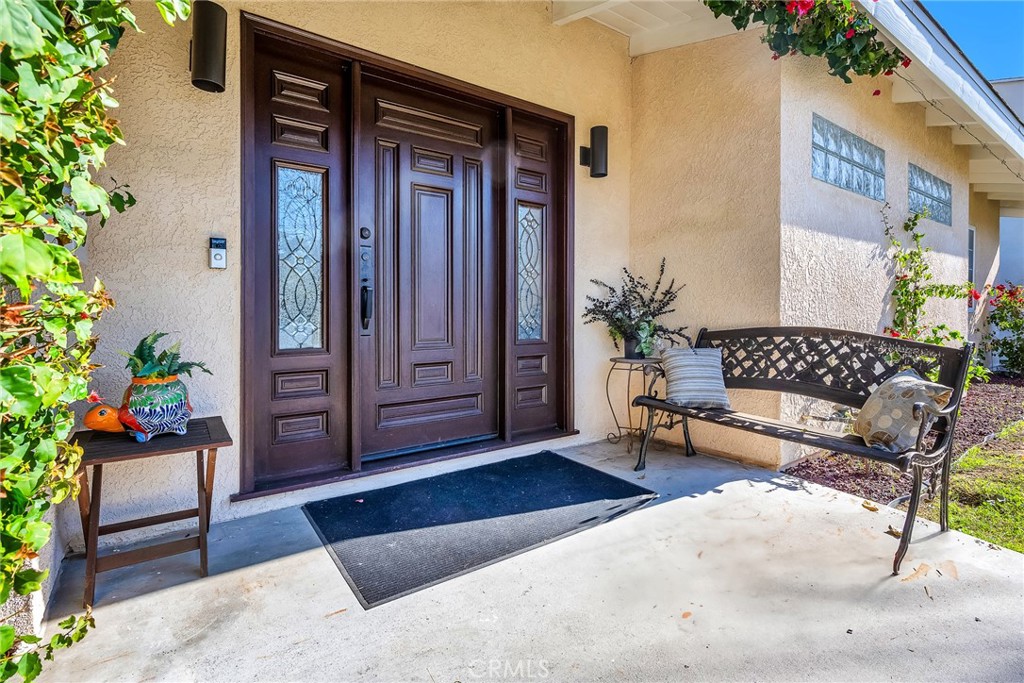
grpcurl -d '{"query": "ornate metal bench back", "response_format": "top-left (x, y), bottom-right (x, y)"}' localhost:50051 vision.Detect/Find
top-left (695, 326), bottom-right (967, 410)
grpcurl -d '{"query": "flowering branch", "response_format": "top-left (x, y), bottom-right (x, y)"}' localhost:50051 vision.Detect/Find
top-left (703, 0), bottom-right (910, 83)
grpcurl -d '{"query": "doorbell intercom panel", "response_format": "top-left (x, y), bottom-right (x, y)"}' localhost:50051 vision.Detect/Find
top-left (209, 237), bottom-right (227, 269)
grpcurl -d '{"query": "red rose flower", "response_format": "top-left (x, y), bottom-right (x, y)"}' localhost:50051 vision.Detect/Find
top-left (901, 57), bottom-right (912, 69)
top-left (884, 70), bottom-right (894, 76)
top-left (845, 28), bottom-right (856, 39)
top-left (772, 53), bottom-right (781, 61)
top-left (969, 288), bottom-right (982, 301)
top-left (872, 89), bottom-right (881, 96)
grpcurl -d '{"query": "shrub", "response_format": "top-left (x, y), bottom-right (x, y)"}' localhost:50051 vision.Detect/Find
top-left (881, 206), bottom-right (989, 388)
top-left (1, 2), bottom-right (190, 680)
top-left (983, 284), bottom-right (1024, 376)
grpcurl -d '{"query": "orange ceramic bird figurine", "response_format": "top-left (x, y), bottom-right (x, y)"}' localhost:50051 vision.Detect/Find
top-left (83, 402), bottom-right (125, 433)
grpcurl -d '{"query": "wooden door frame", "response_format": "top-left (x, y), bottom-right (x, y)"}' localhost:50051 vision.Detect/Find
top-left (239, 13), bottom-right (575, 496)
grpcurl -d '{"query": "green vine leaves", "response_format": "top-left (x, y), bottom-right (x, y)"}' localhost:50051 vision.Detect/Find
top-left (703, 0), bottom-right (910, 83)
top-left (1, 2), bottom-right (190, 680)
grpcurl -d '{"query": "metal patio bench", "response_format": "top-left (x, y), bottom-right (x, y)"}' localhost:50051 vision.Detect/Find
top-left (632, 326), bottom-right (974, 574)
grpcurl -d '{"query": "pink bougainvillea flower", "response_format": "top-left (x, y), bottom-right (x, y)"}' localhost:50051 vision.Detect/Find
top-left (872, 89), bottom-right (881, 96)
top-left (87, 391), bottom-right (103, 404)
top-left (786, 0), bottom-right (815, 16)
top-left (845, 28), bottom-right (856, 39)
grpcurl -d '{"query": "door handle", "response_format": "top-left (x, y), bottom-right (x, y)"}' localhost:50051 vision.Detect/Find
top-left (361, 284), bottom-right (374, 330)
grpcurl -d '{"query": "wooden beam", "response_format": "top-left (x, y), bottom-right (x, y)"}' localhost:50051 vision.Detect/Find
top-left (551, 0), bottom-right (626, 26)
top-left (971, 183), bottom-right (1024, 196)
top-left (924, 102), bottom-right (973, 127)
top-left (1000, 202), bottom-right (1024, 218)
top-left (951, 125), bottom-right (1000, 146)
top-left (891, 76), bottom-right (950, 104)
top-left (970, 172), bottom-right (1024, 185)
top-left (970, 158), bottom-right (1023, 175)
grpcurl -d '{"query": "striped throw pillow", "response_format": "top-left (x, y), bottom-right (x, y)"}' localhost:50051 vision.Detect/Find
top-left (661, 347), bottom-right (731, 410)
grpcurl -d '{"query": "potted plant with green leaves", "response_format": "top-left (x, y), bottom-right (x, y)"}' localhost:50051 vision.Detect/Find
top-left (84, 332), bottom-right (211, 442)
top-left (583, 258), bottom-right (690, 359)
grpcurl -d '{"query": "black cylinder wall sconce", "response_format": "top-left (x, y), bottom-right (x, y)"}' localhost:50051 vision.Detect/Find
top-left (190, 0), bottom-right (227, 93)
top-left (579, 125), bottom-right (608, 178)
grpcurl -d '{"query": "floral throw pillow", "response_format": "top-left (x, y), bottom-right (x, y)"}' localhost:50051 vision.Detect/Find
top-left (852, 370), bottom-right (953, 453)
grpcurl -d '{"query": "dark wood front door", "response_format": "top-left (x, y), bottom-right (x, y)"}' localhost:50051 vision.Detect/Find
top-left (245, 34), bottom-right (350, 488)
top-left (356, 74), bottom-right (502, 459)
top-left (241, 16), bottom-right (573, 494)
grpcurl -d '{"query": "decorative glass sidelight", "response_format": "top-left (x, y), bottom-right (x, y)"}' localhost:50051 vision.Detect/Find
top-left (276, 165), bottom-right (325, 350)
top-left (517, 202), bottom-right (544, 341)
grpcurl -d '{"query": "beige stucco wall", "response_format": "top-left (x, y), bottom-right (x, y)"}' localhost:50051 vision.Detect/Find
top-left (629, 31), bottom-right (784, 469)
top-left (58, 1), bottom-right (633, 554)
top-left (777, 56), bottom-right (972, 465)
top-left (969, 189), bottom-right (1002, 354)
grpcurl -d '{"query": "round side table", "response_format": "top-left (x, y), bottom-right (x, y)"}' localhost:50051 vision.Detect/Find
top-left (605, 356), bottom-right (662, 453)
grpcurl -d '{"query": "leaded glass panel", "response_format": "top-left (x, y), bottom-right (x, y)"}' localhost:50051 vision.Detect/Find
top-left (517, 202), bottom-right (544, 341)
top-left (276, 165), bottom-right (325, 350)
top-left (811, 114), bottom-right (885, 201)
top-left (908, 163), bottom-right (952, 225)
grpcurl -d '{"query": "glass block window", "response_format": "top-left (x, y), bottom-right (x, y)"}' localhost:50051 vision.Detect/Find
top-left (811, 114), bottom-right (885, 201)
top-left (516, 202), bottom-right (545, 341)
top-left (908, 163), bottom-right (952, 225)
top-left (276, 164), bottom-right (325, 350)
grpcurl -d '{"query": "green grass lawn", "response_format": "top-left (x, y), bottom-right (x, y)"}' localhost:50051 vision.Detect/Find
top-left (919, 420), bottom-right (1024, 553)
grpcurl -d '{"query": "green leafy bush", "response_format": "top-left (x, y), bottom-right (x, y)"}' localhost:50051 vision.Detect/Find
top-left (703, 0), bottom-right (910, 83)
top-left (1, 2), bottom-right (190, 680)
top-left (983, 284), bottom-right (1024, 376)
top-left (881, 206), bottom-right (989, 388)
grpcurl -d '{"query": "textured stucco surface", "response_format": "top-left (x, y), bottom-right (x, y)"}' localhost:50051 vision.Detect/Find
top-left (628, 31), bottom-right (783, 468)
top-left (969, 189), bottom-right (1001, 355)
top-left (60, 1), bottom-right (633, 556)
top-left (778, 56), bottom-right (973, 465)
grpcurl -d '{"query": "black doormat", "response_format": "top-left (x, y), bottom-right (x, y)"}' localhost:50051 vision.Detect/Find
top-left (302, 451), bottom-right (657, 608)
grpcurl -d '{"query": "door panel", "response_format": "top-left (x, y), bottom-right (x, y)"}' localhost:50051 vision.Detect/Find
top-left (357, 74), bottom-right (502, 458)
top-left (248, 34), bottom-right (350, 486)
top-left (242, 19), bottom-right (573, 493)
top-left (509, 114), bottom-right (566, 435)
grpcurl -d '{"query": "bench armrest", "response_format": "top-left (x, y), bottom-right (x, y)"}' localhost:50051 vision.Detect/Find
top-left (912, 400), bottom-right (959, 456)
top-left (642, 363), bottom-right (666, 397)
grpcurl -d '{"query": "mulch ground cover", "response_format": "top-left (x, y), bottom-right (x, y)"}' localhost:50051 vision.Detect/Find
top-left (785, 374), bottom-right (1024, 505)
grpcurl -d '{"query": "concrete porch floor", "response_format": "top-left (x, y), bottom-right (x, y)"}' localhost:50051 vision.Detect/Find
top-left (43, 441), bottom-right (1024, 682)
